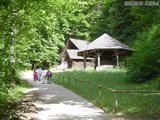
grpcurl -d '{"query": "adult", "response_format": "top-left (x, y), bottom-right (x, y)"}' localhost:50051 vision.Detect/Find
top-left (33, 69), bottom-right (38, 81)
top-left (37, 67), bottom-right (43, 81)
top-left (42, 70), bottom-right (46, 84)
top-left (46, 69), bottom-right (52, 84)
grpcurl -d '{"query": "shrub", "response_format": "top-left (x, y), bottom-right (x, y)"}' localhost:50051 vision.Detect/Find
top-left (127, 25), bottom-right (160, 82)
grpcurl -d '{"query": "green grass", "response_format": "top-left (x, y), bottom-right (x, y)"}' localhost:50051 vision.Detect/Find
top-left (0, 80), bottom-right (31, 103)
top-left (0, 80), bottom-right (32, 119)
top-left (53, 68), bottom-right (160, 119)
top-left (9, 80), bottom-right (32, 100)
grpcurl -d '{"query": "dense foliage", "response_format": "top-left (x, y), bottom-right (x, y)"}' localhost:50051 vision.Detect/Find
top-left (0, 0), bottom-right (159, 86)
top-left (126, 6), bottom-right (160, 82)
top-left (0, 0), bottom-right (93, 85)
top-left (127, 25), bottom-right (160, 82)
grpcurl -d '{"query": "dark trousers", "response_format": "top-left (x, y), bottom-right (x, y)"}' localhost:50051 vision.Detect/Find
top-left (47, 77), bottom-right (51, 84)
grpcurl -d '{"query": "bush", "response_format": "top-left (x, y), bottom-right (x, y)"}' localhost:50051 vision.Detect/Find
top-left (127, 25), bottom-right (160, 82)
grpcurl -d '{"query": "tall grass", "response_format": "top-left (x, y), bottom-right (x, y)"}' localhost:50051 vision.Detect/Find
top-left (53, 69), bottom-right (160, 119)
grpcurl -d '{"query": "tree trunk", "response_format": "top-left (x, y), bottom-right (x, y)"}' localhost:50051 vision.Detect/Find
top-left (9, 23), bottom-right (17, 84)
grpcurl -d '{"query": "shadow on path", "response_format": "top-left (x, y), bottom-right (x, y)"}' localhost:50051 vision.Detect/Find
top-left (21, 71), bottom-right (126, 120)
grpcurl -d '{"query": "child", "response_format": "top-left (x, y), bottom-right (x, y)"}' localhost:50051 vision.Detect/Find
top-left (46, 69), bottom-right (52, 84)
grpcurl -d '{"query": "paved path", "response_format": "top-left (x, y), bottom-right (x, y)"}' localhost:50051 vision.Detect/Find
top-left (21, 71), bottom-right (126, 120)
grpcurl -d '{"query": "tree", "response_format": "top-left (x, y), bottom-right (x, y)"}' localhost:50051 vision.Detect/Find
top-left (127, 25), bottom-right (160, 82)
top-left (0, 0), bottom-right (99, 84)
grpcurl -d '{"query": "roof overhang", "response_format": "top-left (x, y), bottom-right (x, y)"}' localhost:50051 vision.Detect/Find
top-left (77, 48), bottom-right (134, 58)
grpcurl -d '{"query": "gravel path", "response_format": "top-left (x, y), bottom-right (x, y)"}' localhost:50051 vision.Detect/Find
top-left (21, 71), bottom-right (126, 120)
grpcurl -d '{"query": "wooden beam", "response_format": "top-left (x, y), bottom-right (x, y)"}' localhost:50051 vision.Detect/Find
top-left (116, 51), bottom-right (119, 67)
top-left (97, 50), bottom-right (101, 71)
top-left (83, 52), bottom-right (86, 71)
top-left (94, 50), bottom-right (103, 71)
top-left (112, 50), bottom-right (125, 57)
top-left (113, 50), bottom-right (119, 68)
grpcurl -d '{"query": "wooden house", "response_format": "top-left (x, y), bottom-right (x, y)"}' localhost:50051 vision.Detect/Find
top-left (78, 33), bottom-right (134, 70)
top-left (60, 38), bottom-right (93, 69)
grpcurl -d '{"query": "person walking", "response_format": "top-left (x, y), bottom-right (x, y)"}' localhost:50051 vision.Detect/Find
top-left (42, 70), bottom-right (46, 84)
top-left (46, 69), bottom-right (52, 84)
top-left (33, 68), bottom-right (38, 81)
top-left (37, 67), bottom-right (43, 81)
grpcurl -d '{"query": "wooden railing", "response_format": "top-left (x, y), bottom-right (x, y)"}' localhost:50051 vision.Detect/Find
top-left (54, 74), bottom-right (160, 111)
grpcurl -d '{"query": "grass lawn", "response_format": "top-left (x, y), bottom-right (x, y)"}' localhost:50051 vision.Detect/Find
top-left (53, 68), bottom-right (160, 119)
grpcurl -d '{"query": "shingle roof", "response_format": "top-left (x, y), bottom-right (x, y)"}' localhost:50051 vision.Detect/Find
top-left (67, 49), bottom-right (83, 59)
top-left (67, 49), bottom-right (93, 60)
top-left (69, 38), bottom-right (88, 50)
top-left (80, 33), bottom-right (133, 51)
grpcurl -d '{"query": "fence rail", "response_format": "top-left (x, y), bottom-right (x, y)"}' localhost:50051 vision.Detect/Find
top-left (55, 74), bottom-right (160, 111)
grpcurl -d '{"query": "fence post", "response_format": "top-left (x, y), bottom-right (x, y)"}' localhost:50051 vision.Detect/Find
top-left (60, 76), bottom-right (62, 83)
top-left (114, 92), bottom-right (118, 112)
top-left (54, 74), bottom-right (56, 81)
top-left (68, 77), bottom-right (70, 86)
top-left (55, 74), bottom-right (57, 80)
top-left (74, 78), bottom-right (77, 88)
top-left (88, 82), bottom-right (90, 97)
top-left (57, 75), bottom-right (61, 82)
top-left (79, 80), bottom-right (81, 87)
top-left (62, 76), bottom-right (64, 84)
top-left (99, 87), bottom-right (101, 97)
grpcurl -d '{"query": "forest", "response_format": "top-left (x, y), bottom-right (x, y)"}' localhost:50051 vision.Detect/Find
top-left (0, 0), bottom-right (160, 90)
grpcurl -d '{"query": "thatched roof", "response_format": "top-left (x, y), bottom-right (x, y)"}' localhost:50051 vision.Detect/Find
top-left (80, 33), bottom-right (133, 51)
top-left (69, 38), bottom-right (88, 50)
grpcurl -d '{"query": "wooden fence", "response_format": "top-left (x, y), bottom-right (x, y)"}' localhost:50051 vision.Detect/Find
top-left (54, 74), bottom-right (160, 111)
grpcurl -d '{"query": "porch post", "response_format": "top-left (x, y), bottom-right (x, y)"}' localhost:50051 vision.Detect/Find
top-left (116, 51), bottom-right (119, 67)
top-left (83, 52), bottom-right (86, 71)
top-left (97, 50), bottom-right (101, 71)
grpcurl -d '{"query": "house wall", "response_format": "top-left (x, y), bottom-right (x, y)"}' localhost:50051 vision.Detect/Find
top-left (61, 57), bottom-right (93, 69)
top-left (72, 60), bottom-right (93, 69)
